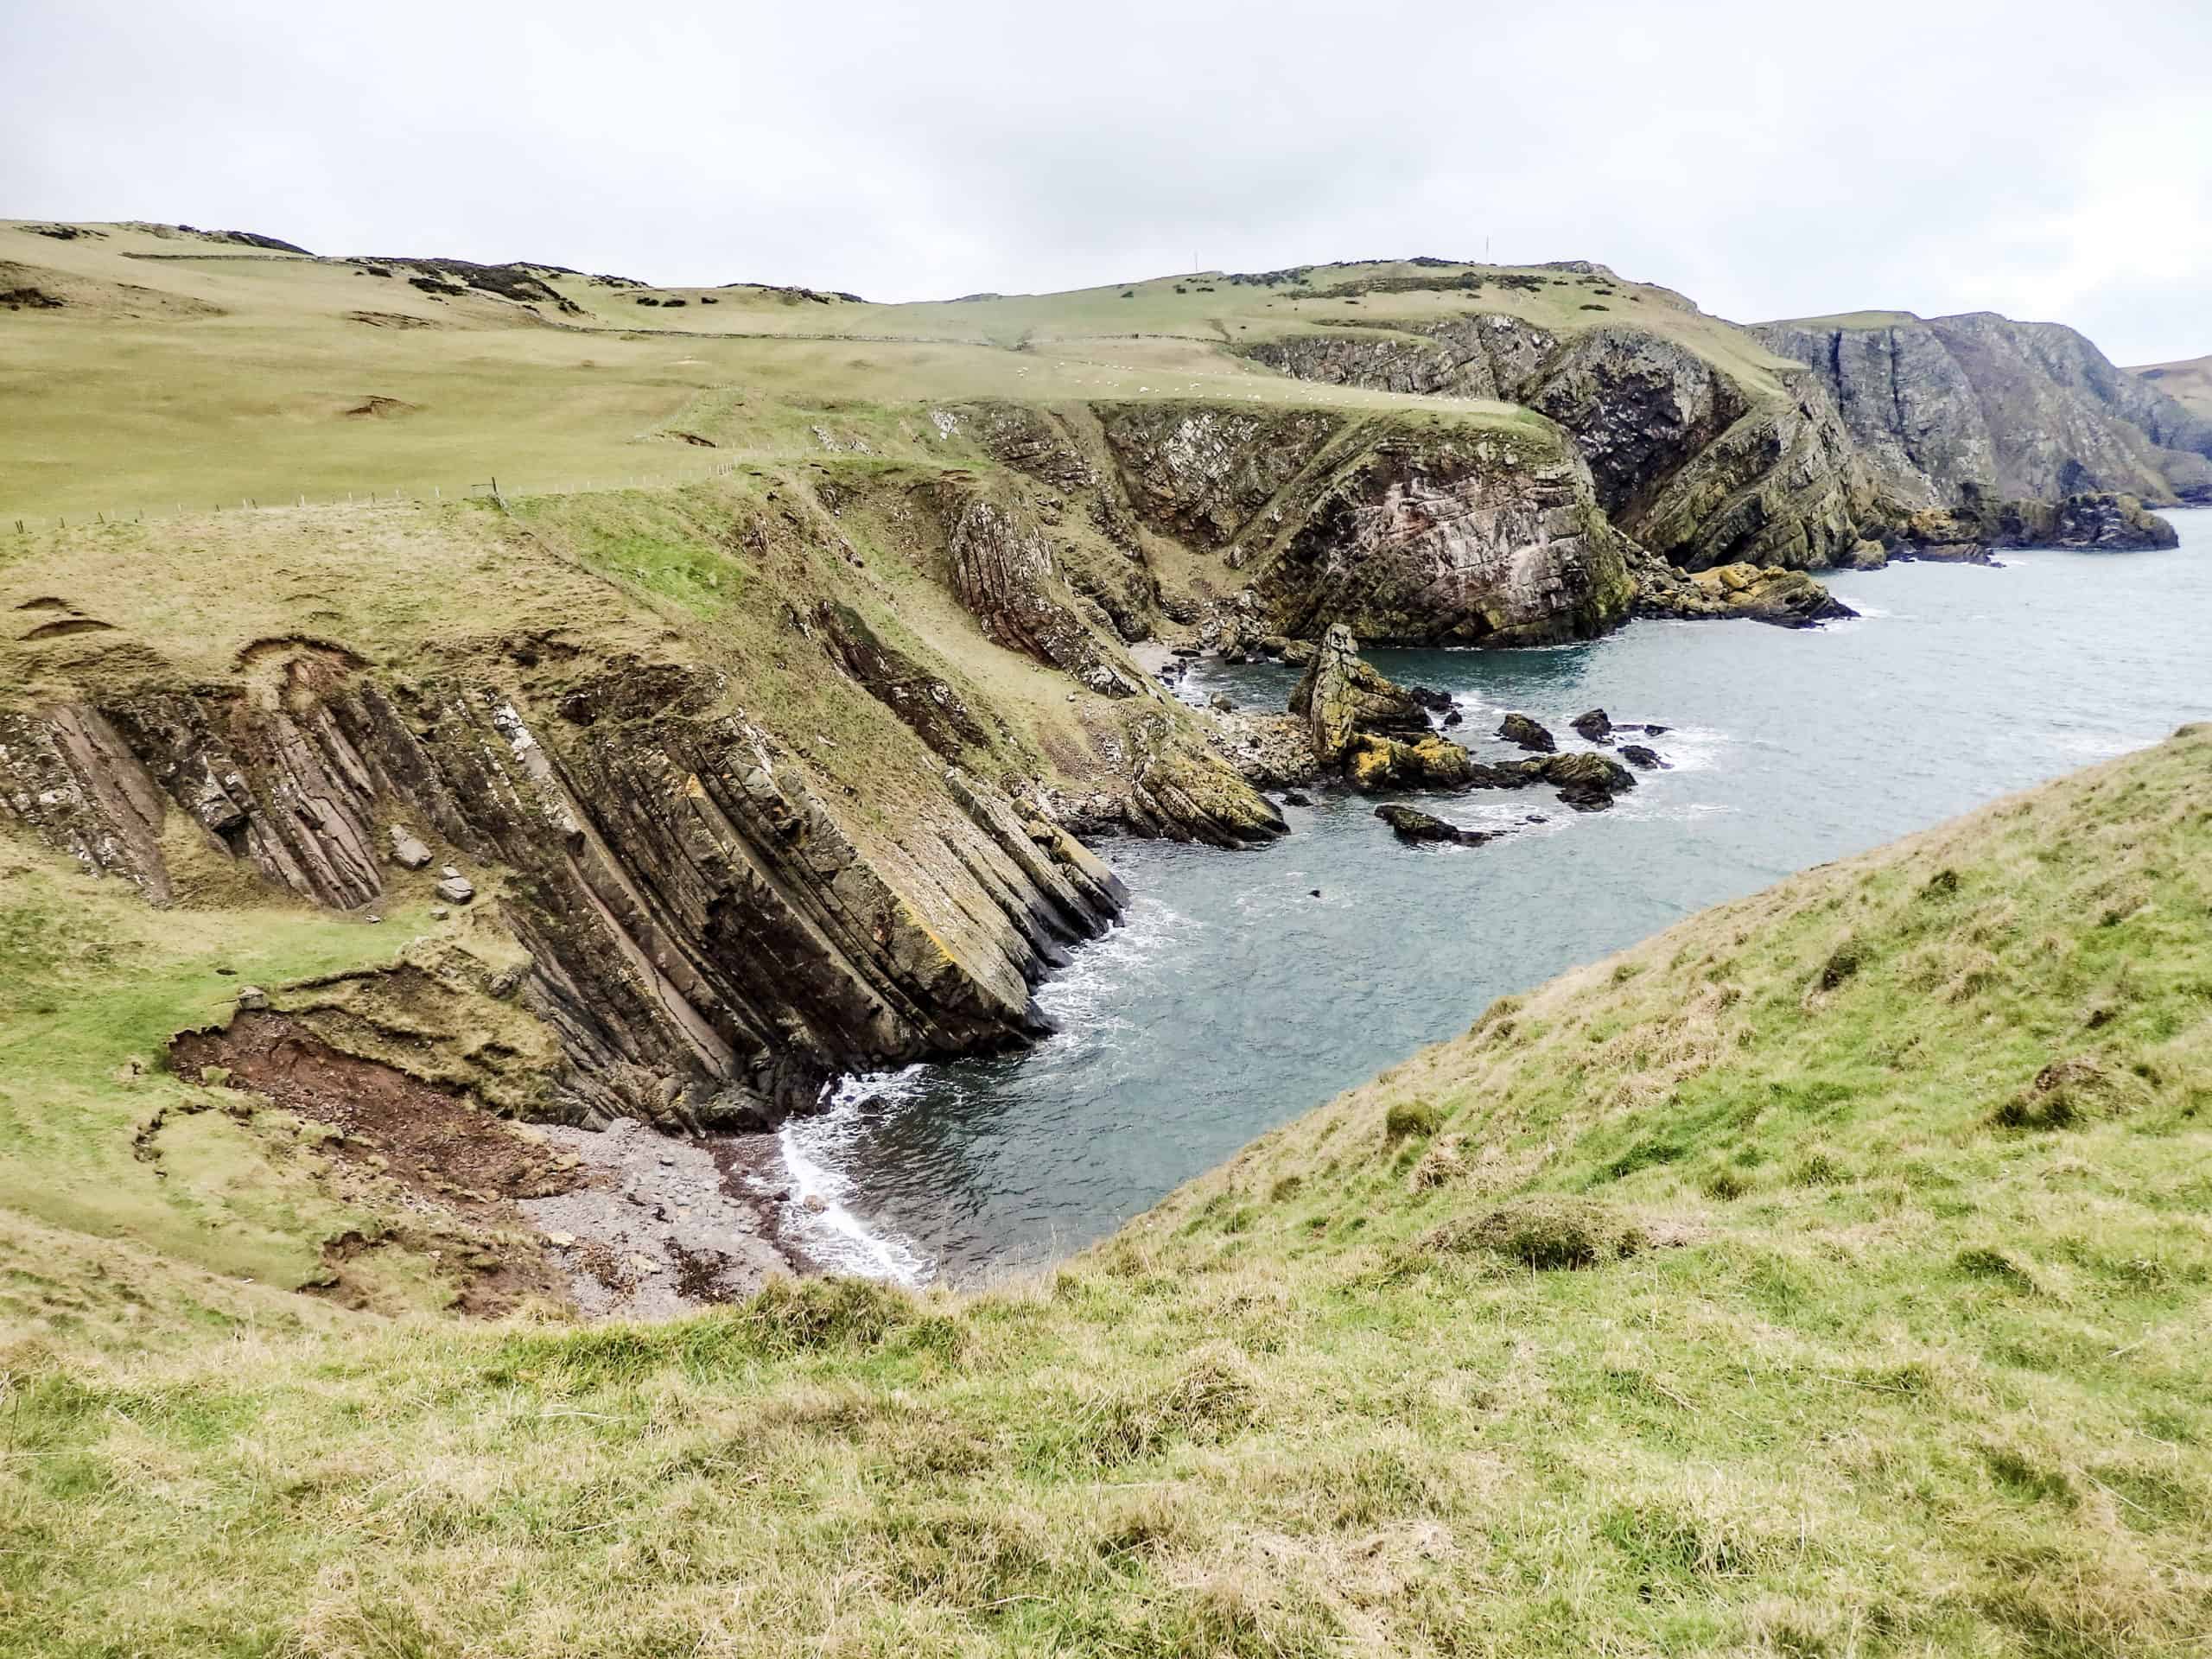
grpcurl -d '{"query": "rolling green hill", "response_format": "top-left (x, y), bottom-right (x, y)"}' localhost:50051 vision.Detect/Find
top-left (3, 224), bottom-right (1686, 524)
top-left (6, 724), bottom-right (2208, 1656)
top-left (5, 219), bottom-right (2210, 1655)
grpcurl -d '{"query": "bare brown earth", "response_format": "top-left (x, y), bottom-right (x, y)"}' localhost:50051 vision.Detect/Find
top-left (169, 1012), bottom-right (582, 1313)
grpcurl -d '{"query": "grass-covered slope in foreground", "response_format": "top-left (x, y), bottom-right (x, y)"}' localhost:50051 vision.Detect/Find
top-left (7, 728), bottom-right (2210, 1656)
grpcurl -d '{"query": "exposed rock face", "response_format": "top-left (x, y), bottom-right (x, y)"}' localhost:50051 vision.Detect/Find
top-left (1289, 624), bottom-right (1430, 762)
top-left (1097, 402), bottom-right (1636, 645)
top-left (1628, 376), bottom-right (1878, 570)
top-left (1208, 710), bottom-right (1320, 789)
top-left (1036, 706), bottom-right (1287, 848)
top-left (1243, 317), bottom-right (1877, 573)
top-left (1252, 431), bottom-right (1636, 644)
top-left (812, 601), bottom-right (993, 762)
top-left (933, 482), bottom-right (1143, 696)
top-left (1895, 489), bottom-right (2180, 555)
top-left (1758, 314), bottom-right (2212, 509)
top-left (0, 652), bottom-right (1128, 1128)
top-left (1095, 403), bottom-right (1345, 550)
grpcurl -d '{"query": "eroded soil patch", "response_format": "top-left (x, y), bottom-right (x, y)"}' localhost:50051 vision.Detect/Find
top-left (170, 1011), bottom-right (580, 1313)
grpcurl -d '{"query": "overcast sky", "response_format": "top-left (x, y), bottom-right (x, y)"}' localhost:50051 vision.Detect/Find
top-left (7, 0), bottom-right (2209, 363)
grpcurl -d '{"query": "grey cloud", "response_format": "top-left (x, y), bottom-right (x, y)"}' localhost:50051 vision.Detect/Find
top-left (4, 0), bottom-right (2207, 361)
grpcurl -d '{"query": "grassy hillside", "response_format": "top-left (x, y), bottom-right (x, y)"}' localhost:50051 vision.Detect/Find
top-left (6, 725), bottom-right (2207, 1656)
top-left (0, 222), bottom-right (1793, 523)
top-left (2133, 355), bottom-right (2212, 420)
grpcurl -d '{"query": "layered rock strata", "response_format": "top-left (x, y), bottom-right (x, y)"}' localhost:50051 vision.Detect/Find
top-left (0, 650), bottom-right (1127, 1128)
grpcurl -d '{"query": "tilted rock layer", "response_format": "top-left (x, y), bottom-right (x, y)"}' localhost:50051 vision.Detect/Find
top-left (2, 649), bottom-right (1125, 1128)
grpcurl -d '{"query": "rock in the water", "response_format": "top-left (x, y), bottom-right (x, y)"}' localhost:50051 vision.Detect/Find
top-left (1291, 624), bottom-right (1431, 764)
top-left (234, 985), bottom-right (269, 1012)
top-left (1409, 684), bottom-right (1453, 714)
top-left (1541, 750), bottom-right (1637, 811)
top-left (1345, 732), bottom-right (1478, 792)
top-left (1618, 743), bottom-right (1666, 770)
top-left (1897, 489), bottom-right (2180, 555)
top-left (1497, 713), bottom-right (1556, 753)
top-left (1692, 563), bottom-right (1857, 627)
top-left (388, 825), bottom-right (432, 869)
top-left (435, 874), bottom-right (476, 905)
top-left (1375, 804), bottom-right (1492, 846)
top-left (1571, 709), bottom-right (1612, 743)
top-left (1283, 790), bottom-right (1312, 807)
top-left (1442, 709), bottom-right (1462, 728)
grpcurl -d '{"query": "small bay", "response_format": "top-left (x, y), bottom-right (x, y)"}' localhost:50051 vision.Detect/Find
top-left (786, 512), bottom-right (2212, 1281)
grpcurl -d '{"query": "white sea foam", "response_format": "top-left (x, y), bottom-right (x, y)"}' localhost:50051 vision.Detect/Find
top-left (771, 895), bottom-right (1196, 1286)
top-left (772, 1087), bottom-right (935, 1285)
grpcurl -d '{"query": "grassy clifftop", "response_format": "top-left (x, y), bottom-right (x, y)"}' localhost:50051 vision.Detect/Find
top-left (0, 223), bottom-right (1773, 524)
top-left (2134, 354), bottom-right (2212, 421)
top-left (7, 726), bottom-right (2207, 1656)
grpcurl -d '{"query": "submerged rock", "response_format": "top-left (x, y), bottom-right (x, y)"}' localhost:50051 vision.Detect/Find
top-left (1618, 743), bottom-right (1666, 770)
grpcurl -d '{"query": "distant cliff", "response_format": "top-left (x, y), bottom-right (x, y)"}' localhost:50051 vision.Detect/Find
top-left (1758, 313), bottom-right (2212, 508)
top-left (1242, 319), bottom-right (1880, 572)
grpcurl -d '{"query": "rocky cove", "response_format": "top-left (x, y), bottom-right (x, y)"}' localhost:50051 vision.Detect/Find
top-left (798, 514), bottom-right (2212, 1282)
top-left (5, 259), bottom-right (2209, 1317)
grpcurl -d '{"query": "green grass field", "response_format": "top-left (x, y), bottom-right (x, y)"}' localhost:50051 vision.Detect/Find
top-left (5, 219), bottom-right (2209, 1656)
top-left (4, 720), bottom-right (2207, 1656)
top-left (0, 223), bottom-right (1795, 524)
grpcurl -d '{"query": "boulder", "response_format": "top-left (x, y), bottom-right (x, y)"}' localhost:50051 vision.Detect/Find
top-left (1541, 750), bottom-right (1637, 812)
top-left (1375, 804), bottom-right (1494, 846)
top-left (1618, 743), bottom-right (1667, 770)
top-left (1497, 713), bottom-right (1556, 753)
top-left (388, 825), bottom-right (433, 869)
top-left (1571, 709), bottom-right (1612, 743)
top-left (1344, 732), bottom-right (1478, 792)
top-left (435, 873), bottom-right (476, 905)
top-left (234, 986), bottom-right (269, 1012)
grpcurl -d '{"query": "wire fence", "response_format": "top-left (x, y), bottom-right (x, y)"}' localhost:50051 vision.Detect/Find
top-left (5, 455), bottom-right (760, 537)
